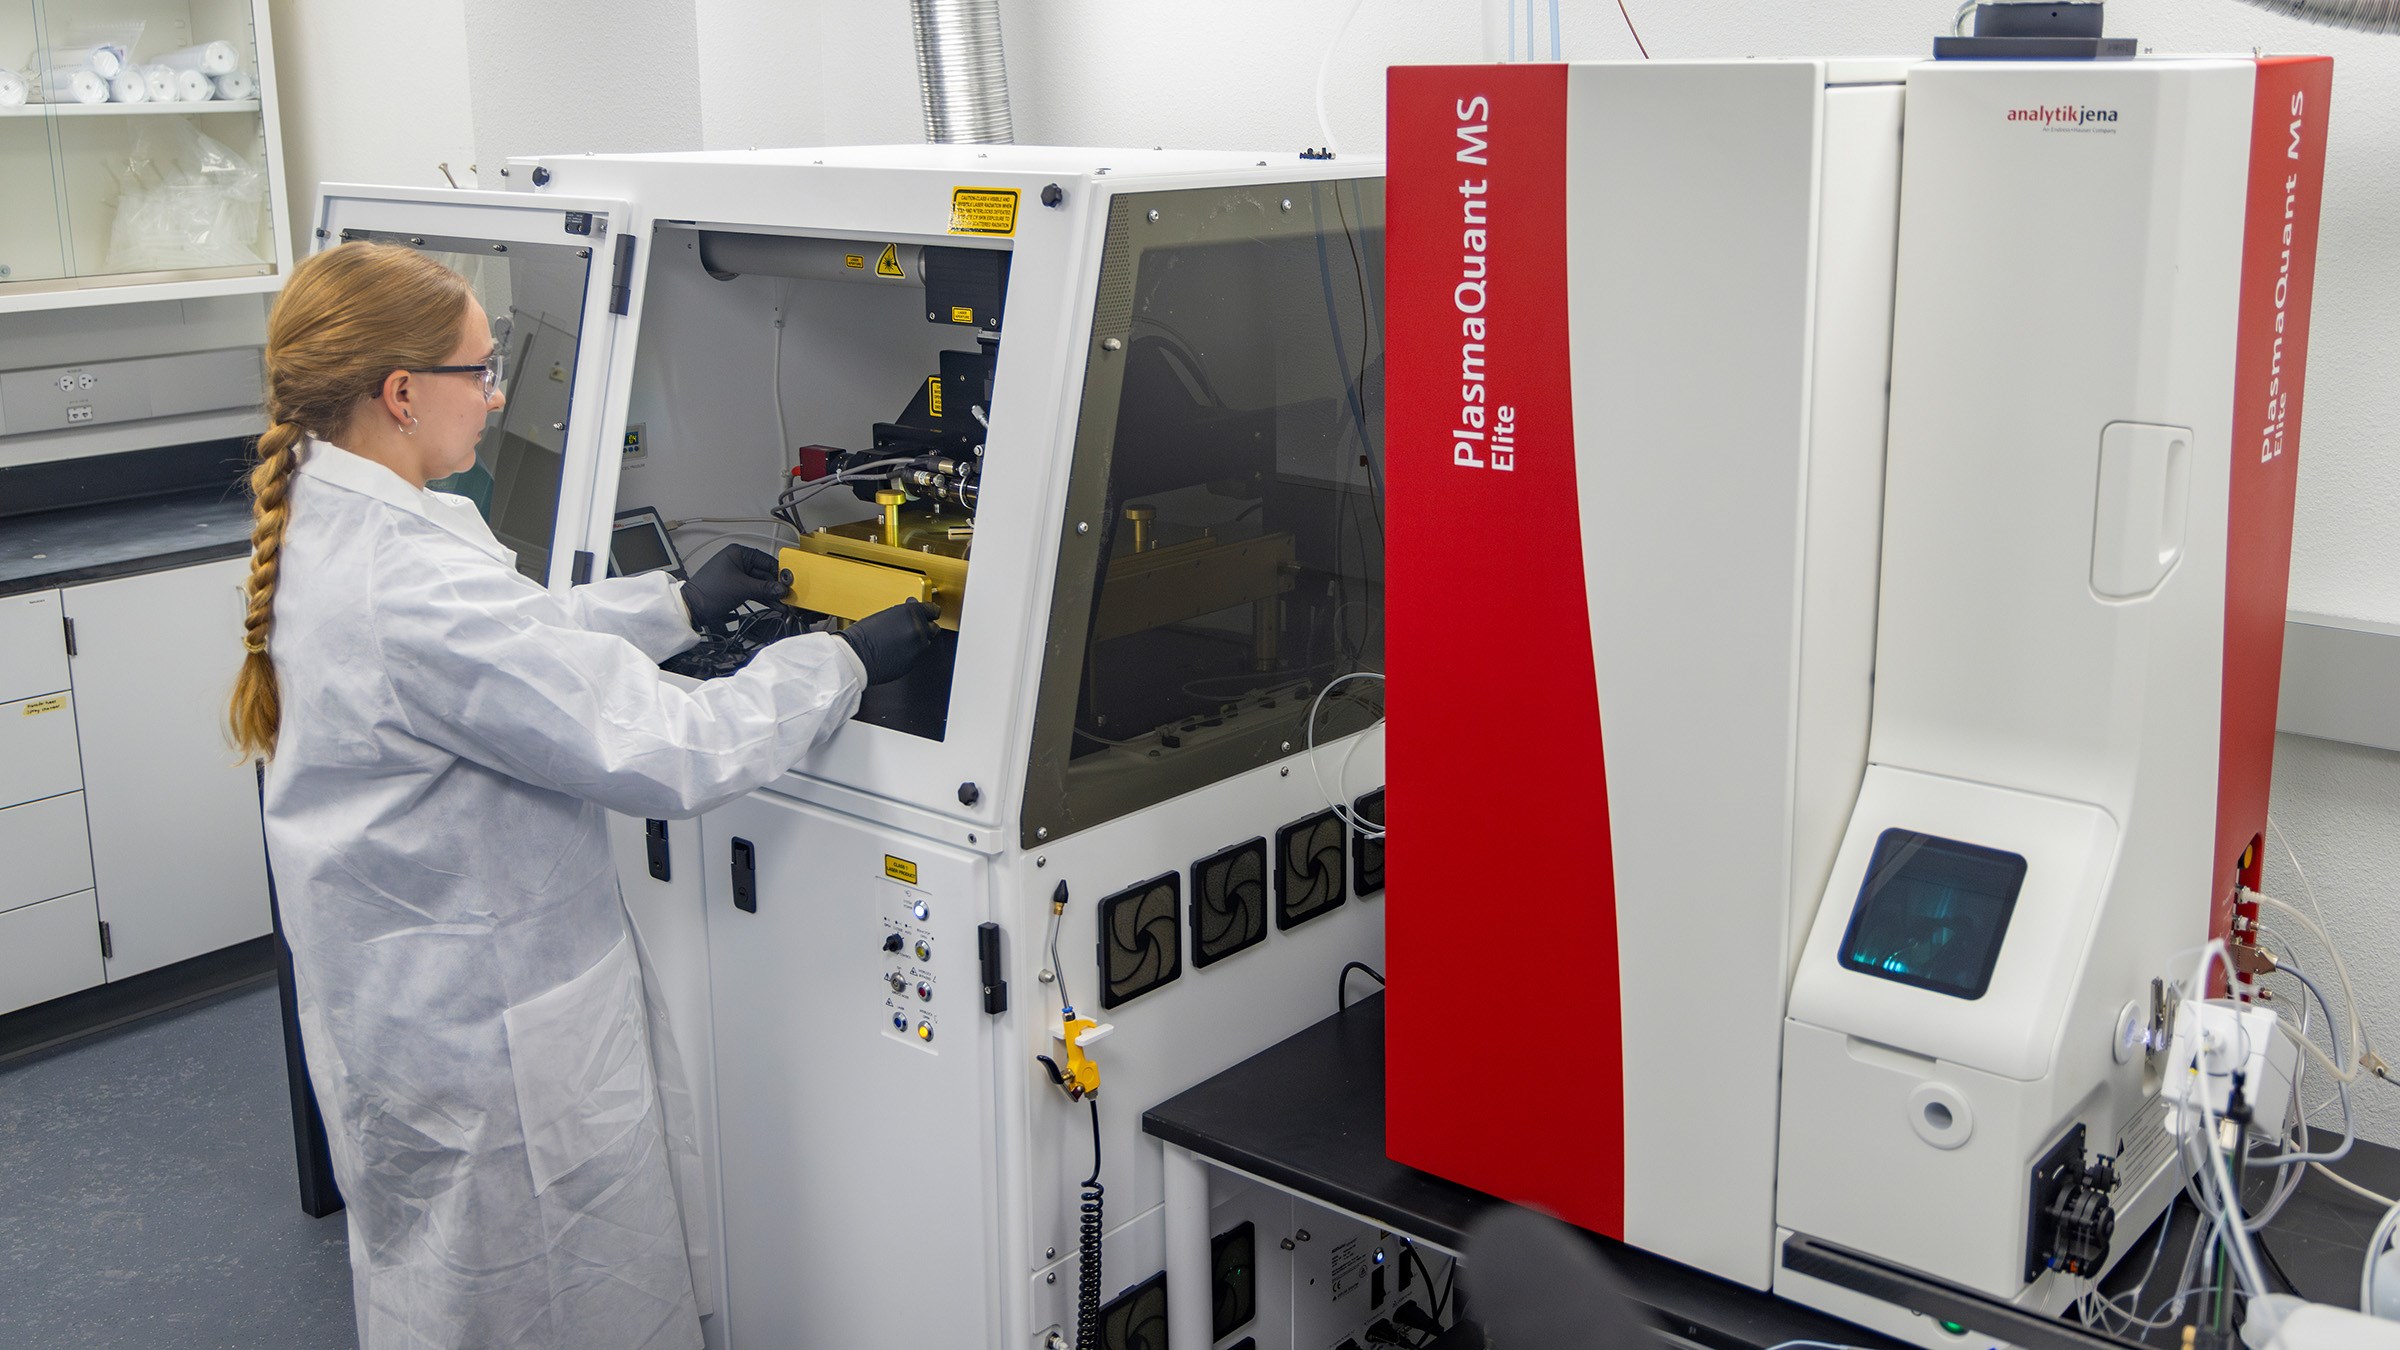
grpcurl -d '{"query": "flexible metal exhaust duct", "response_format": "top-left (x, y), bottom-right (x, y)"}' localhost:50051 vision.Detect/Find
top-left (910, 0), bottom-right (1014, 144)
top-left (2230, 0), bottom-right (2400, 33)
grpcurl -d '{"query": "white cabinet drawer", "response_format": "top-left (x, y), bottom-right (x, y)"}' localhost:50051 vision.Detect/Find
top-left (0, 791), bottom-right (93, 915)
top-left (0, 591), bottom-right (70, 704)
top-left (0, 889), bottom-right (105, 1017)
top-left (0, 691), bottom-right (82, 808)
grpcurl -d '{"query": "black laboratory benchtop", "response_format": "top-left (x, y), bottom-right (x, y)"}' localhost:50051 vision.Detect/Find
top-left (0, 440), bottom-right (255, 598)
top-left (1142, 993), bottom-right (1915, 1350)
top-left (1145, 992), bottom-right (2400, 1350)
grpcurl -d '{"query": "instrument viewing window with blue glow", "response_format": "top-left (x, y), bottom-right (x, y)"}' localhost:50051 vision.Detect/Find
top-left (1838, 830), bottom-right (2026, 1000)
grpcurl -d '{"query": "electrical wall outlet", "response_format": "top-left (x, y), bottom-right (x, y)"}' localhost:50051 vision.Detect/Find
top-left (0, 348), bottom-right (259, 437)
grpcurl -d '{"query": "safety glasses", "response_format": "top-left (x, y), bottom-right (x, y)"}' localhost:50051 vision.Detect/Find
top-left (415, 349), bottom-right (506, 398)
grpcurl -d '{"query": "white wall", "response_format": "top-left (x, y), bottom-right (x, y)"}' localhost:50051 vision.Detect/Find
top-left (460, 0), bottom-right (704, 188)
top-left (264, 0), bottom-right (477, 249)
top-left (269, 0), bottom-right (2400, 1145)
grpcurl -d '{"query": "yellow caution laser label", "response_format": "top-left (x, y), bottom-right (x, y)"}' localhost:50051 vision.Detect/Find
top-left (884, 855), bottom-right (919, 885)
top-left (844, 252), bottom-right (866, 270)
top-left (926, 377), bottom-right (944, 416)
top-left (875, 244), bottom-right (906, 278)
top-left (22, 695), bottom-right (65, 715)
top-left (948, 187), bottom-right (1019, 236)
top-left (950, 306), bottom-right (975, 325)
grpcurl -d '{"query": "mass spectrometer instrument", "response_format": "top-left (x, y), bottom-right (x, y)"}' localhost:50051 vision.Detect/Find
top-left (1383, 28), bottom-right (2348, 1350)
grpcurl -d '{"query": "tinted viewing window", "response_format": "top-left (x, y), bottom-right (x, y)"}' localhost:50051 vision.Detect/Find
top-left (1019, 179), bottom-right (1384, 846)
top-left (1839, 830), bottom-right (2028, 1000)
top-left (339, 229), bottom-right (595, 583)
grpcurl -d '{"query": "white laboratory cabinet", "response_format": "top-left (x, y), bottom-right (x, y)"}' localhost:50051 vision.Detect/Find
top-left (0, 0), bottom-right (293, 311)
top-left (0, 556), bottom-right (268, 1016)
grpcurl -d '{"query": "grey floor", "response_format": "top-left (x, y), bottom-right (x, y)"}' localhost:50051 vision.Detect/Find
top-left (0, 982), bottom-right (356, 1347)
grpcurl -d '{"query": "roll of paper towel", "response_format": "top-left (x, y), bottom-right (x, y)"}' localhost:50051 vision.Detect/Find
top-left (157, 42), bottom-right (238, 76)
top-left (38, 67), bottom-right (109, 104)
top-left (29, 44), bottom-right (125, 79)
top-left (142, 63), bottom-right (177, 102)
top-left (0, 71), bottom-right (26, 108)
top-left (177, 68), bottom-right (214, 101)
top-left (210, 69), bottom-right (255, 101)
top-left (107, 68), bottom-right (147, 103)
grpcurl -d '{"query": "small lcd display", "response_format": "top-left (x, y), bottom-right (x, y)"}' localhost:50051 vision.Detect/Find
top-left (612, 518), bottom-right (677, 578)
top-left (1838, 829), bottom-right (2027, 1000)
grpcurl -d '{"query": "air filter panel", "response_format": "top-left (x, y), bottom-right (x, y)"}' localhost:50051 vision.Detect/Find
top-left (1098, 873), bottom-right (1181, 1009)
top-left (1275, 809), bottom-right (1348, 930)
top-left (1189, 837), bottom-right (1268, 968)
top-left (1353, 789), bottom-right (1386, 897)
top-left (1100, 1270), bottom-right (1168, 1350)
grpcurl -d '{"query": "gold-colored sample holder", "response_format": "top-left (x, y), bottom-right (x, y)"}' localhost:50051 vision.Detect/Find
top-left (1091, 530), bottom-right (1296, 642)
top-left (778, 509), bottom-right (969, 631)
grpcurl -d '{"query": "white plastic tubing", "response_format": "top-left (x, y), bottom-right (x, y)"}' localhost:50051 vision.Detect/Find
top-left (2232, 0), bottom-right (2400, 33)
top-left (909, 0), bottom-right (1013, 145)
top-left (1484, 0), bottom-right (1566, 61)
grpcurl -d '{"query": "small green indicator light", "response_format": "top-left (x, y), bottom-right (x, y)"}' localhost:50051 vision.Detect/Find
top-left (1940, 1322), bottom-right (1969, 1336)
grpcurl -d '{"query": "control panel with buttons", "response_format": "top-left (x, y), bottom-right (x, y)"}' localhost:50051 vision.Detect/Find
top-left (880, 876), bottom-right (939, 1051)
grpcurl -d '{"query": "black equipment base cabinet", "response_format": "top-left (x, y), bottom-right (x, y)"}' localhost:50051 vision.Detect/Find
top-left (1141, 995), bottom-right (2400, 1350)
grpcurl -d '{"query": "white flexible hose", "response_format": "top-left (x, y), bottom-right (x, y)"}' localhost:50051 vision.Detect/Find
top-left (2230, 0), bottom-right (2400, 33)
top-left (1315, 0), bottom-right (1373, 157)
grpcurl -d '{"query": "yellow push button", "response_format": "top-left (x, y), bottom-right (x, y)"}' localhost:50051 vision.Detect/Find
top-left (916, 1021), bottom-right (935, 1043)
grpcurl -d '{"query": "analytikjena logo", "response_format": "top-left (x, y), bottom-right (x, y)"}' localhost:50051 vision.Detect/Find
top-left (2006, 104), bottom-right (2121, 131)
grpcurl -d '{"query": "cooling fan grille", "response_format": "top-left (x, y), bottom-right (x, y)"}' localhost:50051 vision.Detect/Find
top-left (1100, 1270), bottom-right (1168, 1350)
top-left (1189, 837), bottom-right (1268, 968)
top-left (1098, 873), bottom-right (1181, 1009)
top-left (1275, 809), bottom-right (1348, 930)
top-left (1353, 789), bottom-right (1386, 896)
top-left (1213, 1220), bottom-right (1256, 1339)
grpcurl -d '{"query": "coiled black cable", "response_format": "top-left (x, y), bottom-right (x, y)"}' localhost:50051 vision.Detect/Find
top-left (1075, 1097), bottom-right (1105, 1350)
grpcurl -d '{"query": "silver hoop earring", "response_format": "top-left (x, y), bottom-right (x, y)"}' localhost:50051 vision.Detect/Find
top-left (403, 414), bottom-right (417, 437)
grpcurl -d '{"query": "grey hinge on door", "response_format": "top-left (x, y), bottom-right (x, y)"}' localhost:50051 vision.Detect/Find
top-left (98, 921), bottom-right (112, 960)
top-left (62, 615), bottom-right (75, 656)
top-left (609, 235), bottom-right (637, 315)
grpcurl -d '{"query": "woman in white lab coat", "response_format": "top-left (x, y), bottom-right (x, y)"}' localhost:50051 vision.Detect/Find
top-left (228, 242), bottom-right (935, 1349)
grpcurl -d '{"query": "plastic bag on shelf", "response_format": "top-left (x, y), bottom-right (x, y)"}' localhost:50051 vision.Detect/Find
top-left (26, 21), bottom-right (143, 88)
top-left (104, 118), bottom-right (269, 273)
top-left (0, 69), bottom-right (29, 108)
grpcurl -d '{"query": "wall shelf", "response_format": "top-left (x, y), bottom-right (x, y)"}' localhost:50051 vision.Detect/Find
top-left (0, 99), bottom-right (260, 117)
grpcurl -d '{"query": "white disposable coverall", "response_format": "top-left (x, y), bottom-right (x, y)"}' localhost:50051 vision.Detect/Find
top-left (263, 442), bottom-right (864, 1349)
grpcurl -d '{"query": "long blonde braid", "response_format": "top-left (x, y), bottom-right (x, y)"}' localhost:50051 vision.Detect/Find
top-left (228, 243), bottom-right (475, 757)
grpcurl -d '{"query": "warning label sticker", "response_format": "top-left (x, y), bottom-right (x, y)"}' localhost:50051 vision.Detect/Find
top-left (21, 694), bottom-right (65, 715)
top-left (875, 244), bottom-right (906, 278)
top-left (950, 306), bottom-right (975, 325)
top-left (884, 855), bottom-right (919, 885)
top-left (926, 377), bottom-right (944, 417)
top-left (948, 187), bottom-right (1019, 236)
top-left (844, 252), bottom-right (865, 270)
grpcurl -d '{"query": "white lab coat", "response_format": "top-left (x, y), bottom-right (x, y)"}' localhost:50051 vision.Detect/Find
top-left (263, 441), bottom-right (864, 1349)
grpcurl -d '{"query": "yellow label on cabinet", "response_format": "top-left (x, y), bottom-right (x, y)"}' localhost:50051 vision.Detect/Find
top-left (926, 377), bottom-right (944, 417)
top-left (884, 855), bottom-right (919, 885)
top-left (21, 695), bottom-right (65, 715)
top-left (875, 243), bottom-right (906, 278)
top-left (844, 253), bottom-right (866, 270)
top-left (947, 187), bottom-right (1019, 236)
top-left (950, 306), bottom-right (975, 325)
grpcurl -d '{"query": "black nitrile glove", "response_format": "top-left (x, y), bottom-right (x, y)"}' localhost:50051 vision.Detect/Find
top-left (837, 599), bottom-right (940, 683)
top-left (680, 545), bottom-right (786, 627)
